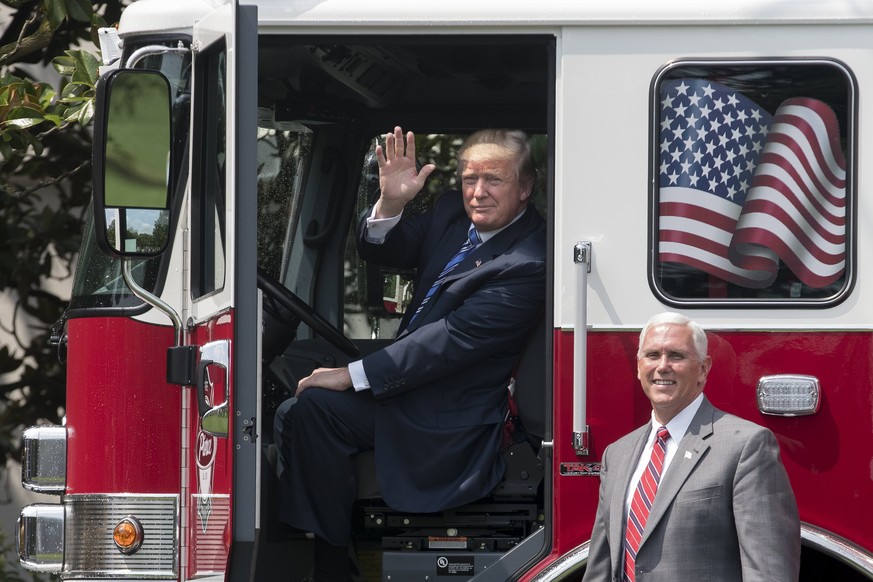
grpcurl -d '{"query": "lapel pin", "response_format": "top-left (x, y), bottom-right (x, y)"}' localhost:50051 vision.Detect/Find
top-left (475, 259), bottom-right (482, 267)
top-left (684, 451), bottom-right (693, 459)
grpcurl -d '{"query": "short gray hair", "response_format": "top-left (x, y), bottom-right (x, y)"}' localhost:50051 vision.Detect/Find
top-left (638, 312), bottom-right (708, 361)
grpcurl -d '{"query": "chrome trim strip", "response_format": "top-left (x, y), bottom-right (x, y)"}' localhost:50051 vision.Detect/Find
top-left (527, 526), bottom-right (873, 580)
top-left (802, 522), bottom-right (873, 575)
top-left (527, 541), bottom-right (589, 582)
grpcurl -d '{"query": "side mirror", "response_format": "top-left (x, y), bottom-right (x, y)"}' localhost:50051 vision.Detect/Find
top-left (93, 69), bottom-right (173, 258)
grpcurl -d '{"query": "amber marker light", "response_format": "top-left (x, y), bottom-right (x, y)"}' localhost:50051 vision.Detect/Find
top-left (113, 516), bottom-right (144, 554)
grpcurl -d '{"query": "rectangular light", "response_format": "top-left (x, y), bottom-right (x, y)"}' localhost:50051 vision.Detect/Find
top-left (756, 375), bottom-right (820, 416)
top-left (21, 426), bottom-right (66, 493)
top-left (18, 503), bottom-right (64, 573)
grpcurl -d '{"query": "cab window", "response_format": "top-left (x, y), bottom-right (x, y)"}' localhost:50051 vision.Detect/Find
top-left (344, 133), bottom-right (548, 340)
top-left (651, 60), bottom-right (854, 305)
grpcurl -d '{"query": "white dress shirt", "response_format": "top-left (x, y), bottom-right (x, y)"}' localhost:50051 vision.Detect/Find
top-left (623, 393), bottom-right (705, 512)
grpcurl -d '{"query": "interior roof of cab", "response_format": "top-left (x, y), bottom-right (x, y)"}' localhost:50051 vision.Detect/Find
top-left (258, 35), bottom-right (554, 133)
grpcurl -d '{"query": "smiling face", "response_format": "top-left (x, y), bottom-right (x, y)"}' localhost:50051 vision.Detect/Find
top-left (637, 323), bottom-right (711, 424)
top-left (459, 144), bottom-right (531, 232)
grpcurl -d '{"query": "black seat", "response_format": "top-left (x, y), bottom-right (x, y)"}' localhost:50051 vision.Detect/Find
top-left (511, 316), bottom-right (547, 443)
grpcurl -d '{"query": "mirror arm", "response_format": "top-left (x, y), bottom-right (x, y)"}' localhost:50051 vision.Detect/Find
top-left (122, 259), bottom-right (184, 346)
top-left (125, 42), bottom-right (189, 69)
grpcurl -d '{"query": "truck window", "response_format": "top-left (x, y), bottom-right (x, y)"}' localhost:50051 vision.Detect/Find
top-left (69, 43), bottom-right (191, 312)
top-left (69, 211), bottom-right (161, 309)
top-left (343, 134), bottom-right (463, 340)
top-left (191, 39), bottom-right (228, 299)
top-left (344, 133), bottom-right (548, 340)
top-left (256, 122), bottom-right (313, 278)
top-left (651, 60), bottom-right (854, 305)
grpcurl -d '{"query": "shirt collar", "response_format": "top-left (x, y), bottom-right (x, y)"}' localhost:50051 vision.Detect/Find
top-left (652, 392), bottom-right (705, 442)
top-left (475, 206), bottom-right (528, 244)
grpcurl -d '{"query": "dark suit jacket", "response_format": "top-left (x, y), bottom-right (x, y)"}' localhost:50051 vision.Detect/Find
top-left (583, 397), bottom-right (800, 582)
top-left (356, 191), bottom-right (546, 512)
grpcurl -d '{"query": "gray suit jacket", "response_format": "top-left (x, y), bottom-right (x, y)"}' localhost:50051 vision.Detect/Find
top-left (583, 397), bottom-right (800, 582)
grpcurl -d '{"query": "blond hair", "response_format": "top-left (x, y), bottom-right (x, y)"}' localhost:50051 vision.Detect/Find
top-left (458, 129), bottom-right (535, 189)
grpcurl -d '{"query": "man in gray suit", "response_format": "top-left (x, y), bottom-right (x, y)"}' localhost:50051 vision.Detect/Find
top-left (583, 312), bottom-right (800, 582)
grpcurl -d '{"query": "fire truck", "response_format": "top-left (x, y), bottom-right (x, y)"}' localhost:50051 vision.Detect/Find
top-left (15, 0), bottom-right (873, 579)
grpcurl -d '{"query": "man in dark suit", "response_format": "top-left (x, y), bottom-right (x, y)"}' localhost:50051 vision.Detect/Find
top-left (274, 126), bottom-right (546, 580)
top-left (583, 312), bottom-right (800, 582)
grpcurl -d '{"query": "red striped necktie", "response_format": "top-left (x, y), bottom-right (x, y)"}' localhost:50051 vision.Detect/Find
top-left (623, 426), bottom-right (670, 582)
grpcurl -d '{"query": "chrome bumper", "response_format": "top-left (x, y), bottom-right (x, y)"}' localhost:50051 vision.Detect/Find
top-left (17, 425), bottom-right (179, 578)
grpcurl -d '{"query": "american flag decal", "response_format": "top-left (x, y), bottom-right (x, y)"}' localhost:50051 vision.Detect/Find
top-left (658, 78), bottom-right (847, 289)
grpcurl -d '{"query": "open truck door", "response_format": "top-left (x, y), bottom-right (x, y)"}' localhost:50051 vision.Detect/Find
top-left (184, 2), bottom-right (259, 579)
top-left (86, 1), bottom-right (261, 579)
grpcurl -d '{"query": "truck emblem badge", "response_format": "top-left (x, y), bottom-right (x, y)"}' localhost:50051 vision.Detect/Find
top-left (196, 429), bottom-right (217, 531)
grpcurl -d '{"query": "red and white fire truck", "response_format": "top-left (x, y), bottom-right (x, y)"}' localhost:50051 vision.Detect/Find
top-left (15, 0), bottom-right (873, 579)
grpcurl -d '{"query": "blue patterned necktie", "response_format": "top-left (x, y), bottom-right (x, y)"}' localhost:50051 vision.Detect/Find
top-left (409, 225), bottom-right (481, 324)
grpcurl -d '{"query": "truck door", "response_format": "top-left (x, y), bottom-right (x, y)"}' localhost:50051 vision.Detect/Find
top-left (184, 2), bottom-right (259, 579)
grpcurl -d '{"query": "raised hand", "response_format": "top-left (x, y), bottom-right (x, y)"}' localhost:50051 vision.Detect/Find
top-left (374, 126), bottom-right (436, 218)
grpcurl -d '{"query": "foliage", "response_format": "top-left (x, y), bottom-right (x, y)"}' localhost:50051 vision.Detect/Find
top-left (0, 0), bottom-right (128, 467)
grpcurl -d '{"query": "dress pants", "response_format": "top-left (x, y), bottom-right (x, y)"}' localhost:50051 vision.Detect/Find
top-left (273, 388), bottom-right (378, 546)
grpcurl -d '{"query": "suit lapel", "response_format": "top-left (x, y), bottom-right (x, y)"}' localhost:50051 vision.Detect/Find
top-left (443, 205), bottom-right (539, 283)
top-left (407, 206), bottom-right (541, 329)
top-left (638, 398), bottom-right (715, 549)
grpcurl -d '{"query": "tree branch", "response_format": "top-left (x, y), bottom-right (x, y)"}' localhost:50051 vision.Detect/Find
top-left (1, 158), bottom-right (91, 199)
top-left (0, 11), bottom-right (53, 67)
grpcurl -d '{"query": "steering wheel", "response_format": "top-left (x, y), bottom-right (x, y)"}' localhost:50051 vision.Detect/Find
top-left (256, 267), bottom-right (359, 358)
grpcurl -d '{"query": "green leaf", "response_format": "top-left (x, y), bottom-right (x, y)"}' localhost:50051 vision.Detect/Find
top-left (30, 138), bottom-right (44, 157)
top-left (53, 50), bottom-right (100, 89)
top-left (38, 87), bottom-right (58, 108)
top-left (7, 104), bottom-right (45, 119)
top-left (52, 55), bottom-right (77, 77)
top-left (59, 82), bottom-right (82, 100)
top-left (42, 0), bottom-right (68, 29)
top-left (3, 118), bottom-right (38, 129)
top-left (43, 113), bottom-right (64, 126)
top-left (91, 12), bottom-right (108, 28)
top-left (76, 99), bottom-right (95, 125)
top-left (65, 0), bottom-right (94, 22)
top-left (62, 102), bottom-right (83, 123)
top-left (68, 50), bottom-right (100, 86)
top-left (2, 106), bottom-right (46, 129)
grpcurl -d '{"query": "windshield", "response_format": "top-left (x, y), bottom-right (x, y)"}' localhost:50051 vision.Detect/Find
top-left (70, 41), bottom-right (191, 311)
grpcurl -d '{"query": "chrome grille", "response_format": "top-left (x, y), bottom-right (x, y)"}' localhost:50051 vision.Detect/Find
top-left (64, 494), bottom-right (178, 579)
top-left (192, 494), bottom-right (230, 575)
